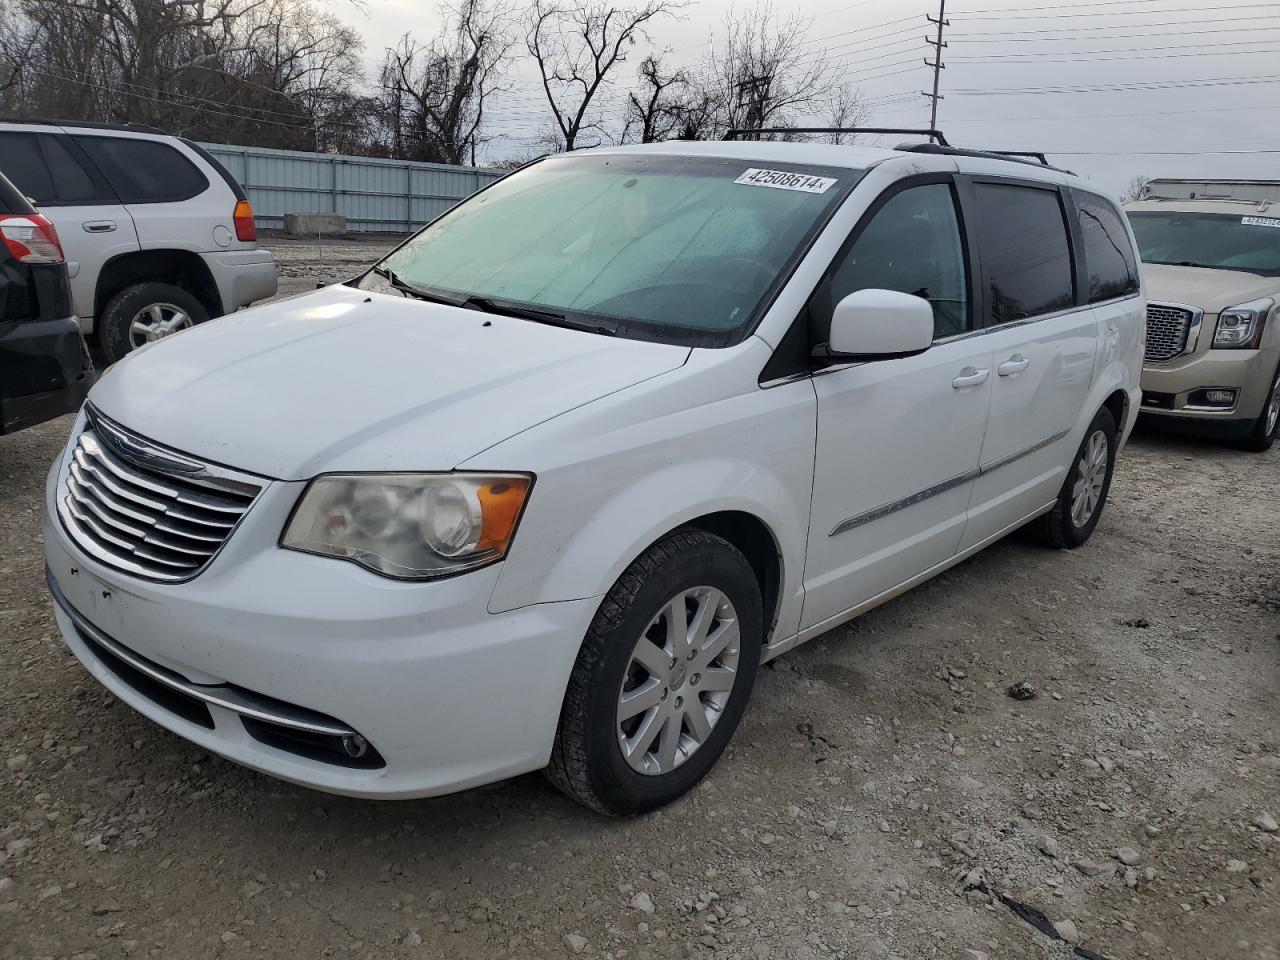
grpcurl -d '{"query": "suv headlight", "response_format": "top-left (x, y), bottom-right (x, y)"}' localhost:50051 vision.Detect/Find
top-left (282, 473), bottom-right (532, 580)
top-left (1213, 297), bottom-right (1274, 349)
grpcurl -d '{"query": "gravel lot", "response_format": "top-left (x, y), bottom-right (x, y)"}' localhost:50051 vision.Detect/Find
top-left (2, 250), bottom-right (1277, 959)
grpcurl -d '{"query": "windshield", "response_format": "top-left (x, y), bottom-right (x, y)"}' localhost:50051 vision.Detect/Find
top-left (370, 153), bottom-right (859, 345)
top-left (1128, 210), bottom-right (1280, 277)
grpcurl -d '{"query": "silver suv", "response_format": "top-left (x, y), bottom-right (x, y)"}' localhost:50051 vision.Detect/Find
top-left (0, 119), bottom-right (277, 363)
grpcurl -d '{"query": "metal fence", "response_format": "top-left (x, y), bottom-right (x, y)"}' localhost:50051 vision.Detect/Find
top-left (198, 142), bottom-right (505, 233)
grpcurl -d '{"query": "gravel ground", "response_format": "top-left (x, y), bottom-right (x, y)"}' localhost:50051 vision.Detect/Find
top-left (260, 232), bottom-right (400, 300)
top-left (1, 266), bottom-right (1278, 959)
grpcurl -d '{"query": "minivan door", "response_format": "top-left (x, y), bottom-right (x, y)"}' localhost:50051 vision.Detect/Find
top-left (958, 179), bottom-right (1097, 550)
top-left (800, 178), bottom-right (992, 634)
top-left (0, 130), bottom-right (138, 324)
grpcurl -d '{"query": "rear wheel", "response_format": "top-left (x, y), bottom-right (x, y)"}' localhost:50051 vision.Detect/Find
top-left (545, 529), bottom-right (763, 816)
top-left (1032, 406), bottom-right (1117, 549)
top-left (1238, 365), bottom-right (1280, 453)
top-left (99, 282), bottom-right (209, 365)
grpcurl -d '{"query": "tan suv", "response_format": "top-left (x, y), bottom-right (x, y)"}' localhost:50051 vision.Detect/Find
top-left (1126, 179), bottom-right (1280, 451)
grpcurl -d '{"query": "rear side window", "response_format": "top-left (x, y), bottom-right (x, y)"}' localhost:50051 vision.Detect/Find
top-left (0, 132), bottom-right (55, 204)
top-left (74, 136), bottom-right (208, 203)
top-left (1075, 193), bottom-right (1139, 302)
top-left (0, 171), bottom-right (36, 214)
top-left (971, 182), bottom-right (1075, 324)
top-left (42, 136), bottom-right (99, 203)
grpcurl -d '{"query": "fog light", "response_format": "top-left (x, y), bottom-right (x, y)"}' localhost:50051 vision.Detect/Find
top-left (1204, 389), bottom-right (1237, 406)
top-left (341, 733), bottom-right (370, 759)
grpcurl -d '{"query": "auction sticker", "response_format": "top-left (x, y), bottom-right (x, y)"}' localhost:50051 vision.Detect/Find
top-left (735, 168), bottom-right (837, 194)
top-left (1242, 216), bottom-right (1280, 228)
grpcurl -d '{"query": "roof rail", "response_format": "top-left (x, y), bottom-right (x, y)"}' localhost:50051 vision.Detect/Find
top-left (0, 115), bottom-right (166, 135)
top-left (901, 142), bottom-right (1074, 176)
top-left (723, 126), bottom-right (949, 146)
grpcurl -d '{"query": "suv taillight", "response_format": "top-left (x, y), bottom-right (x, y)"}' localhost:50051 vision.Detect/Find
top-left (0, 214), bottom-right (64, 264)
top-left (233, 199), bottom-right (257, 242)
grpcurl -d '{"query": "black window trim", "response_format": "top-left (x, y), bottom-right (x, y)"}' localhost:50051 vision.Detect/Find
top-left (72, 133), bottom-right (211, 205)
top-left (1069, 187), bottom-right (1142, 307)
top-left (759, 171), bottom-right (979, 385)
top-left (955, 173), bottom-right (1084, 331)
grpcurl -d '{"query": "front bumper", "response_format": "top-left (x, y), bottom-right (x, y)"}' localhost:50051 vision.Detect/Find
top-left (1140, 345), bottom-right (1278, 429)
top-left (205, 249), bottom-right (278, 312)
top-left (44, 458), bottom-right (598, 799)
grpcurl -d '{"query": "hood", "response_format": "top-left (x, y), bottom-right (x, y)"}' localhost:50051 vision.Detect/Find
top-left (1142, 263), bottom-right (1278, 314)
top-left (89, 286), bottom-right (690, 480)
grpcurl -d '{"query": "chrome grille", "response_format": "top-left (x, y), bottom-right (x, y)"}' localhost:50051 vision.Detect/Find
top-left (57, 411), bottom-right (262, 582)
top-left (1145, 303), bottom-right (1194, 362)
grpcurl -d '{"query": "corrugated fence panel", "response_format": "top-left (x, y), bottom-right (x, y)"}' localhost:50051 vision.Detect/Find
top-left (198, 142), bottom-right (504, 233)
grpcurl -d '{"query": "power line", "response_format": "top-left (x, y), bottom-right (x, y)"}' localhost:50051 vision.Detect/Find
top-left (954, 1), bottom-right (1279, 21)
top-left (957, 46), bottom-right (1280, 66)
top-left (949, 37), bottom-right (1280, 60)
top-left (951, 73), bottom-right (1280, 95)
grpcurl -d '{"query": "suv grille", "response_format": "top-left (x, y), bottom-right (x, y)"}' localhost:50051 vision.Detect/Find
top-left (57, 411), bottom-right (262, 582)
top-left (1145, 303), bottom-right (1195, 363)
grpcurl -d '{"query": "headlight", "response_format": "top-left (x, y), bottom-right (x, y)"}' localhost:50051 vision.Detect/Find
top-left (1213, 297), bottom-right (1274, 349)
top-left (282, 473), bottom-right (532, 579)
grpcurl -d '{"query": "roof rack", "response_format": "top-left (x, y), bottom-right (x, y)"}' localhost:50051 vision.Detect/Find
top-left (0, 116), bottom-right (166, 135)
top-left (901, 142), bottom-right (1074, 176)
top-left (723, 126), bottom-right (950, 145)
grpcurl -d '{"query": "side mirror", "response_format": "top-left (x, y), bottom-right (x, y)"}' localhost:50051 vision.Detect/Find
top-left (828, 288), bottom-right (935, 358)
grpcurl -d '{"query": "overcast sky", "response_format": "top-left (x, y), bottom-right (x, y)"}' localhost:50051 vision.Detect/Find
top-left (342, 0), bottom-right (1277, 192)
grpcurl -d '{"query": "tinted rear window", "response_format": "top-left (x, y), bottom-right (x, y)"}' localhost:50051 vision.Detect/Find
top-left (0, 132), bottom-right (54, 204)
top-left (1074, 192), bottom-right (1139, 302)
top-left (972, 182), bottom-right (1075, 324)
top-left (74, 136), bottom-right (209, 203)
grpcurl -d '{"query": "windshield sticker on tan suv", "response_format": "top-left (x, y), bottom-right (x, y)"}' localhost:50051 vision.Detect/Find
top-left (734, 169), bottom-right (837, 194)
top-left (1242, 216), bottom-right (1280, 228)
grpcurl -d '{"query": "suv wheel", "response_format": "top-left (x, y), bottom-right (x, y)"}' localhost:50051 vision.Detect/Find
top-left (99, 282), bottom-right (209, 364)
top-left (1032, 406), bottom-right (1117, 549)
top-left (1239, 364), bottom-right (1280, 453)
top-left (546, 529), bottom-right (763, 816)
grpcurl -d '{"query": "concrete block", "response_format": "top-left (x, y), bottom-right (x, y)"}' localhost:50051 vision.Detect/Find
top-left (284, 212), bottom-right (346, 236)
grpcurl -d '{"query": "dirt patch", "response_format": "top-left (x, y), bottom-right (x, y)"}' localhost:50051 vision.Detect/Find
top-left (2, 416), bottom-right (1277, 960)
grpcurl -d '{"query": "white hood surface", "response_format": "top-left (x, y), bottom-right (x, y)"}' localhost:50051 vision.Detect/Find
top-left (89, 286), bottom-right (690, 480)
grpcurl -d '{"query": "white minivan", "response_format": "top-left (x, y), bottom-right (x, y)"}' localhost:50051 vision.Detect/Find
top-left (44, 137), bottom-right (1144, 815)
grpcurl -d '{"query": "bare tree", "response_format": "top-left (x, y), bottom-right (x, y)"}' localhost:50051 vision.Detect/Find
top-left (526, 0), bottom-right (679, 152)
top-left (1120, 174), bottom-right (1151, 203)
top-left (824, 83), bottom-right (869, 143)
top-left (380, 0), bottom-right (511, 165)
top-left (703, 2), bottom-right (837, 137)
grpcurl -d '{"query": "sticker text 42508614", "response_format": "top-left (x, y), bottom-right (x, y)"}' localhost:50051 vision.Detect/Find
top-left (734, 168), bottom-right (838, 194)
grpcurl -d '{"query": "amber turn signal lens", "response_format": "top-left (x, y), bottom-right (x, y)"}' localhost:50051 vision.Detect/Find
top-left (477, 477), bottom-right (531, 553)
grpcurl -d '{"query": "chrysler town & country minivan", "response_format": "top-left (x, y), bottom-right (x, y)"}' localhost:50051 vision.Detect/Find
top-left (44, 137), bottom-right (1143, 815)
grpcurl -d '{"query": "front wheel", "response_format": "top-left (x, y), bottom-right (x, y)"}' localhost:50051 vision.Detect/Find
top-left (545, 529), bottom-right (763, 816)
top-left (1238, 365), bottom-right (1280, 453)
top-left (1032, 406), bottom-right (1117, 549)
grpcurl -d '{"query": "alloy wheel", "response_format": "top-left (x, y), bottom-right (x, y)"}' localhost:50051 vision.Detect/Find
top-left (616, 587), bottom-right (741, 776)
top-left (1070, 429), bottom-right (1108, 528)
top-left (1265, 373), bottom-right (1280, 437)
top-left (128, 303), bottom-right (193, 348)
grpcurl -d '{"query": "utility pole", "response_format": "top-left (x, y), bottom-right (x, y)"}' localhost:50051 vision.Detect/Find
top-left (922, 0), bottom-right (948, 142)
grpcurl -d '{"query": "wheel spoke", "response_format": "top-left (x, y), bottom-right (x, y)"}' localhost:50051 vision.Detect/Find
top-left (697, 619), bottom-right (739, 667)
top-left (625, 706), bottom-right (665, 759)
top-left (699, 667), bottom-right (736, 693)
top-left (655, 715), bottom-right (680, 770)
top-left (618, 678), bottom-right (664, 721)
top-left (687, 590), bottom-right (718, 646)
top-left (630, 637), bottom-right (671, 678)
top-left (684, 702), bottom-right (713, 742)
top-left (664, 594), bottom-right (688, 655)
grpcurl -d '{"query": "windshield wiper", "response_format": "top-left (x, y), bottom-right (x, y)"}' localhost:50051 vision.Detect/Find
top-left (371, 266), bottom-right (464, 306)
top-left (460, 296), bottom-right (616, 336)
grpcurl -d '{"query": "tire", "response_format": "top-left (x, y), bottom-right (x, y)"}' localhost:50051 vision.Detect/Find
top-left (1237, 364), bottom-right (1280, 453)
top-left (98, 282), bottom-right (209, 365)
top-left (1032, 406), bottom-right (1117, 549)
top-left (545, 529), bottom-right (764, 816)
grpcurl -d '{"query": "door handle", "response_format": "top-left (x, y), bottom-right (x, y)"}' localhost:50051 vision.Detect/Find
top-left (82, 221), bottom-right (116, 233)
top-left (998, 354), bottom-right (1031, 377)
top-left (951, 367), bottom-right (990, 390)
